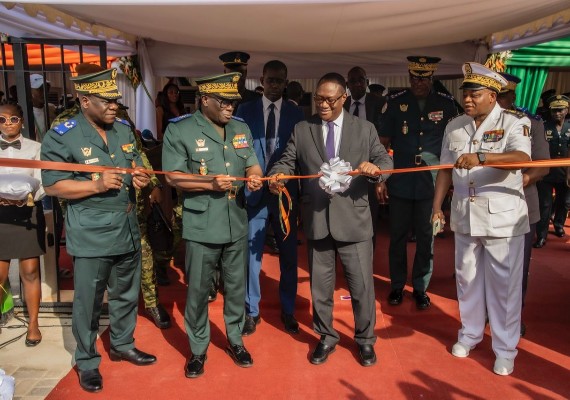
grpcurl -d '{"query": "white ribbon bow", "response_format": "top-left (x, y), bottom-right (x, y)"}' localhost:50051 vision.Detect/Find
top-left (319, 157), bottom-right (352, 195)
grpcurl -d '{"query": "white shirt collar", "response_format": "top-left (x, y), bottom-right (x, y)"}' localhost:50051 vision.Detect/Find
top-left (262, 95), bottom-right (283, 111)
top-left (322, 110), bottom-right (344, 128)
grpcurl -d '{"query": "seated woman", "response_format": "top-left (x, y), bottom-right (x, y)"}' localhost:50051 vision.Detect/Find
top-left (0, 102), bottom-right (45, 346)
top-left (155, 82), bottom-right (185, 141)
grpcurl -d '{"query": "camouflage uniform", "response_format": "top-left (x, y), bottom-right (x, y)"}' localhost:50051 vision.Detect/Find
top-left (51, 103), bottom-right (165, 309)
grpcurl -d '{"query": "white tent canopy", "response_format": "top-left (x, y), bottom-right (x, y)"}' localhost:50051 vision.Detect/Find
top-left (2, 1), bottom-right (570, 77)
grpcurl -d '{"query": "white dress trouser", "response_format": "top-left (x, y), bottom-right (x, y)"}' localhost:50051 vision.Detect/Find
top-left (454, 233), bottom-right (524, 359)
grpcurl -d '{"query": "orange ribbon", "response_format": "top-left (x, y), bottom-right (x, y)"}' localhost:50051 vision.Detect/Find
top-left (2, 157), bottom-right (570, 239)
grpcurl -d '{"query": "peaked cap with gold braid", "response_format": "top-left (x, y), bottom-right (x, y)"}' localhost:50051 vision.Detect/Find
top-left (196, 72), bottom-right (242, 100)
top-left (71, 68), bottom-right (122, 99)
top-left (407, 56), bottom-right (441, 78)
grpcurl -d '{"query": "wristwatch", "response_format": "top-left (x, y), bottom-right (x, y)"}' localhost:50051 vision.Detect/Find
top-left (476, 152), bottom-right (486, 165)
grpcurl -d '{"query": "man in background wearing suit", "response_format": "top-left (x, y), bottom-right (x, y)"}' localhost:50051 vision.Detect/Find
top-left (269, 73), bottom-right (393, 366)
top-left (344, 66), bottom-right (387, 236)
top-left (236, 60), bottom-right (305, 336)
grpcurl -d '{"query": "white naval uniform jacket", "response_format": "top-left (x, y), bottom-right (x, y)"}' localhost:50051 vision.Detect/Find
top-left (441, 104), bottom-right (531, 238)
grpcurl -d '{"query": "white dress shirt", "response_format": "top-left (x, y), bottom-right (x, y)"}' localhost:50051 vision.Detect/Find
top-left (0, 134), bottom-right (45, 201)
top-left (321, 111), bottom-right (344, 158)
top-left (349, 94), bottom-right (367, 121)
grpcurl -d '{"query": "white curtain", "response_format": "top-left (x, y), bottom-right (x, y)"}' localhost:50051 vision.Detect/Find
top-left (135, 39), bottom-right (157, 137)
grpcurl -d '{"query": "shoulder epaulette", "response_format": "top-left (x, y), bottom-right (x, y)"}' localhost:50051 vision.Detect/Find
top-left (388, 90), bottom-right (407, 100)
top-left (53, 119), bottom-right (77, 136)
top-left (447, 113), bottom-right (465, 123)
top-left (515, 106), bottom-right (542, 121)
top-left (168, 113), bottom-right (193, 123)
top-left (503, 109), bottom-right (526, 119)
top-left (437, 91), bottom-right (455, 102)
top-left (231, 115), bottom-right (245, 122)
top-left (115, 117), bottom-right (131, 126)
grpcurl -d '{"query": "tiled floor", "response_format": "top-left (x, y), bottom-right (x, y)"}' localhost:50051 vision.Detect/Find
top-left (0, 312), bottom-right (108, 399)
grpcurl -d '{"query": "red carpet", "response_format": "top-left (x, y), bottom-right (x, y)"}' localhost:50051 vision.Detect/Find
top-left (47, 221), bottom-right (570, 399)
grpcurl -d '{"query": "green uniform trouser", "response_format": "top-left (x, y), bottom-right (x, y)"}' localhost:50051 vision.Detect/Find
top-left (72, 251), bottom-right (141, 371)
top-left (185, 236), bottom-right (247, 355)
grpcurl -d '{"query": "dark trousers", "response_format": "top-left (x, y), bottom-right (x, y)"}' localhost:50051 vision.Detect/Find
top-left (72, 251), bottom-right (141, 371)
top-left (536, 180), bottom-right (570, 240)
top-left (184, 237), bottom-right (247, 355)
top-left (388, 196), bottom-right (434, 292)
top-left (308, 235), bottom-right (376, 347)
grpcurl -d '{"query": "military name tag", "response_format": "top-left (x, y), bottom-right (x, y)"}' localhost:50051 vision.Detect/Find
top-left (85, 158), bottom-right (99, 165)
top-left (121, 143), bottom-right (134, 153)
top-left (232, 134), bottom-right (249, 149)
top-left (482, 129), bottom-right (504, 142)
top-left (428, 111), bottom-right (443, 121)
top-left (196, 147), bottom-right (209, 152)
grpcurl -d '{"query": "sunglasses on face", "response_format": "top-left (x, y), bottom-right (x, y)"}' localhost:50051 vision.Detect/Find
top-left (0, 116), bottom-right (21, 124)
top-left (210, 96), bottom-right (239, 109)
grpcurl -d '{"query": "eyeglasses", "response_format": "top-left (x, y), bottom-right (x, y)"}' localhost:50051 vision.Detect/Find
top-left (313, 94), bottom-right (345, 106)
top-left (210, 96), bottom-right (238, 109)
top-left (0, 116), bottom-right (21, 124)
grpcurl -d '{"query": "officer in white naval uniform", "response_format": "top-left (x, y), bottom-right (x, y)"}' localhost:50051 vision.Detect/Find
top-left (432, 62), bottom-right (531, 376)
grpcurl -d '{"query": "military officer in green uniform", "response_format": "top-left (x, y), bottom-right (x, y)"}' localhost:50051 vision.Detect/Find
top-left (52, 63), bottom-right (173, 330)
top-left (378, 56), bottom-right (459, 310)
top-left (162, 72), bottom-right (263, 378)
top-left (41, 68), bottom-right (157, 393)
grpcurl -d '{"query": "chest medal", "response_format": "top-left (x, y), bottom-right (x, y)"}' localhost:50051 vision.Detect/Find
top-left (199, 159), bottom-right (208, 175)
top-left (402, 121), bottom-right (408, 135)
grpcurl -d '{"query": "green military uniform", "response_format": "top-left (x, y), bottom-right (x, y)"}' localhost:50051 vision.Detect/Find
top-left (52, 103), bottom-right (175, 310)
top-left (378, 56), bottom-right (458, 295)
top-left (41, 70), bottom-right (144, 371)
top-left (162, 109), bottom-right (259, 355)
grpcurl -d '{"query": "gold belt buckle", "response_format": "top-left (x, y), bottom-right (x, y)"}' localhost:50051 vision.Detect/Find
top-left (414, 154), bottom-right (422, 166)
top-left (228, 186), bottom-right (238, 200)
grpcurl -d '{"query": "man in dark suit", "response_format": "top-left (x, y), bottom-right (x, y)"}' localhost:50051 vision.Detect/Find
top-left (344, 66), bottom-right (386, 131)
top-left (268, 73), bottom-right (393, 367)
top-left (236, 60), bottom-right (304, 336)
top-left (344, 66), bottom-right (387, 236)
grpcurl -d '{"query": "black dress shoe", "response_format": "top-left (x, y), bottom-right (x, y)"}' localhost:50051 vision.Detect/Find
top-left (281, 312), bottom-right (299, 334)
top-left (412, 290), bottom-right (431, 310)
top-left (208, 286), bottom-right (217, 302)
top-left (241, 315), bottom-right (261, 336)
top-left (310, 341), bottom-right (336, 365)
top-left (358, 344), bottom-right (377, 367)
top-left (109, 347), bottom-right (157, 366)
top-left (185, 354), bottom-right (207, 378)
top-left (533, 238), bottom-right (546, 248)
top-left (79, 368), bottom-right (102, 393)
top-left (226, 344), bottom-right (253, 367)
top-left (145, 304), bottom-right (172, 329)
top-left (388, 289), bottom-right (404, 305)
top-left (554, 227), bottom-right (566, 237)
top-left (156, 266), bottom-right (170, 286)
top-left (25, 335), bottom-right (42, 347)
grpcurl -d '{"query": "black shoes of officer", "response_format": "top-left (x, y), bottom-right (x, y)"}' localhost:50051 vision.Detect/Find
top-left (79, 368), bottom-right (103, 393)
top-left (242, 315), bottom-right (261, 336)
top-left (208, 286), bottom-right (217, 302)
top-left (388, 289), bottom-right (404, 305)
top-left (281, 312), bottom-right (300, 334)
top-left (310, 340), bottom-right (336, 365)
top-left (156, 266), bottom-right (170, 286)
top-left (109, 347), bottom-right (157, 366)
top-left (358, 344), bottom-right (377, 367)
top-left (533, 238), bottom-right (546, 248)
top-left (145, 304), bottom-right (172, 329)
top-left (554, 227), bottom-right (566, 237)
top-left (226, 343), bottom-right (253, 367)
top-left (413, 290), bottom-right (431, 310)
top-left (185, 354), bottom-right (207, 378)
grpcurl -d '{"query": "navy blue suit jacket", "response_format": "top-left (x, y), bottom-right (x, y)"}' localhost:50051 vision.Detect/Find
top-left (237, 98), bottom-right (304, 208)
